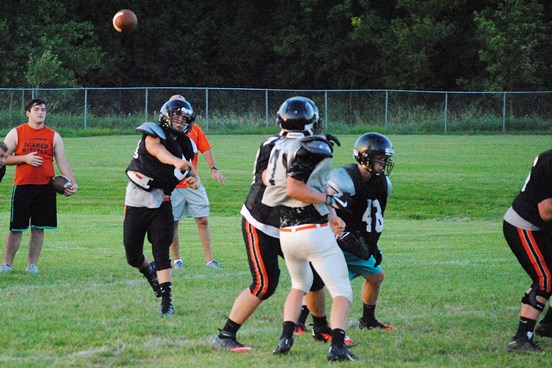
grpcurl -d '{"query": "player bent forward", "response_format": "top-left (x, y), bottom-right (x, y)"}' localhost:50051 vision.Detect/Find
top-left (262, 96), bottom-right (357, 361)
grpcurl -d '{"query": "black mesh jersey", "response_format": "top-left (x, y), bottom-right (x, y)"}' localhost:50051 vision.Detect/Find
top-left (512, 149), bottom-right (552, 232)
top-left (336, 164), bottom-right (389, 249)
top-left (243, 134), bottom-right (283, 228)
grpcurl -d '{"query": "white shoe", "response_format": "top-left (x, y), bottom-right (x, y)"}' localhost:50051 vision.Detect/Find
top-left (205, 259), bottom-right (221, 270)
top-left (0, 264), bottom-right (13, 273)
top-left (26, 264), bottom-right (39, 274)
top-left (174, 259), bottom-right (184, 269)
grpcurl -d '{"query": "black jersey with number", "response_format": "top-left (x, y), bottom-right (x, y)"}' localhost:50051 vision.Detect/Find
top-left (243, 134), bottom-right (283, 228)
top-left (334, 164), bottom-right (389, 249)
top-left (127, 124), bottom-right (188, 195)
top-left (512, 149), bottom-right (552, 232)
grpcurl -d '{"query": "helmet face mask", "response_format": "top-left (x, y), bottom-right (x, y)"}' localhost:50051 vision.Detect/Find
top-left (159, 99), bottom-right (195, 135)
top-left (353, 132), bottom-right (395, 176)
top-left (277, 96), bottom-right (320, 136)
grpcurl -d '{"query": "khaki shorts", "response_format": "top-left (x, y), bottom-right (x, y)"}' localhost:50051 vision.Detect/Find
top-left (171, 184), bottom-right (210, 221)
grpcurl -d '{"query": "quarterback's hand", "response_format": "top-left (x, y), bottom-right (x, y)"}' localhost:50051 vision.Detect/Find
top-left (329, 215), bottom-right (345, 237)
top-left (183, 176), bottom-right (198, 190)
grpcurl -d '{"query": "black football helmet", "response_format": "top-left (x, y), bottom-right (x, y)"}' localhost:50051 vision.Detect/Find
top-left (277, 96), bottom-right (320, 136)
top-left (159, 99), bottom-right (195, 135)
top-left (353, 132), bottom-right (395, 175)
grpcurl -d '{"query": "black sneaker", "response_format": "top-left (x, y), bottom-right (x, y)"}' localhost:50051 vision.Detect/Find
top-left (273, 336), bottom-right (294, 355)
top-left (359, 318), bottom-right (396, 331)
top-left (160, 295), bottom-right (174, 316)
top-left (327, 344), bottom-right (358, 361)
top-left (212, 330), bottom-right (253, 353)
top-left (312, 327), bottom-right (354, 346)
top-left (144, 262), bottom-right (161, 298)
top-left (535, 322), bottom-right (552, 338)
top-left (507, 336), bottom-right (542, 353)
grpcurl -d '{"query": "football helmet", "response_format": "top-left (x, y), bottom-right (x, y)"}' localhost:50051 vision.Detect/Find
top-left (353, 132), bottom-right (395, 176)
top-left (159, 99), bottom-right (195, 135)
top-left (277, 96), bottom-right (320, 136)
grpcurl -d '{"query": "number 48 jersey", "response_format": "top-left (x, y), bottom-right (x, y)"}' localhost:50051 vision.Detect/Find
top-left (328, 164), bottom-right (392, 247)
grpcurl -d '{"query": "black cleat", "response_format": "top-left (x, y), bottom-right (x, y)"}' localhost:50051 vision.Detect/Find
top-left (507, 336), bottom-right (542, 353)
top-left (327, 344), bottom-right (358, 361)
top-left (359, 318), bottom-right (396, 331)
top-left (212, 330), bottom-right (253, 352)
top-left (160, 294), bottom-right (174, 316)
top-left (535, 322), bottom-right (552, 338)
top-left (273, 336), bottom-right (294, 355)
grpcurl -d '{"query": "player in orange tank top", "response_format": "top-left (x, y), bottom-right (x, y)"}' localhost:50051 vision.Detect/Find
top-left (0, 99), bottom-right (78, 274)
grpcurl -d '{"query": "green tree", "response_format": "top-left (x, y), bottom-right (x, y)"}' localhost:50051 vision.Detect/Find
top-left (474, 0), bottom-right (548, 90)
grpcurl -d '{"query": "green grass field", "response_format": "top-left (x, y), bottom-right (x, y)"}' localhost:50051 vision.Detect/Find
top-left (0, 134), bottom-right (551, 367)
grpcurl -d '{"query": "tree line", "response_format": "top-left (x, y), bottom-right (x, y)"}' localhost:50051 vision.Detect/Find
top-left (1, 0), bottom-right (551, 91)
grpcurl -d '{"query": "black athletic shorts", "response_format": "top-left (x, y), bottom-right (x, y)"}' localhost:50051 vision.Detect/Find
top-left (10, 184), bottom-right (57, 231)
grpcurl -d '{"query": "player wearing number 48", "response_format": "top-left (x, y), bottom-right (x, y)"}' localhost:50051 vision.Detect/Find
top-left (298, 132), bottom-right (397, 332)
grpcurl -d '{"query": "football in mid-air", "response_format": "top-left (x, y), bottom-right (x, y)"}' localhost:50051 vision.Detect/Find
top-left (50, 175), bottom-right (72, 194)
top-left (113, 9), bottom-right (138, 33)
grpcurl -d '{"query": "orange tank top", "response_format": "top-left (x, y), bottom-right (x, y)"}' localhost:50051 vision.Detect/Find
top-left (13, 123), bottom-right (55, 185)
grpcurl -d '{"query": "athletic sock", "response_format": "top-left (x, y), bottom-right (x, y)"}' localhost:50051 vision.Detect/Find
top-left (331, 328), bottom-right (346, 348)
top-left (282, 321), bottom-right (296, 339)
top-left (362, 303), bottom-right (376, 322)
top-left (297, 305), bottom-right (310, 325)
top-left (312, 315), bottom-right (328, 333)
top-left (515, 316), bottom-right (536, 340)
top-left (222, 319), bottom-right (242, 336)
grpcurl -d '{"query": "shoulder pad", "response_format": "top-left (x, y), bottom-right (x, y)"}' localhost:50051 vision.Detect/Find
top-left (300, 136), bottom-right (333, 158)
top-left (327, 167), bottom-right (355, 195)
top-left (386, 176), bottom-right (392, 197)
top-left (136, 122), bottom-right (166, 140)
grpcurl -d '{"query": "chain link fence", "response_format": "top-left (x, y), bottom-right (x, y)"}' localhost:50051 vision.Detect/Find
top-left (0, 87), bottom-right (551, 133)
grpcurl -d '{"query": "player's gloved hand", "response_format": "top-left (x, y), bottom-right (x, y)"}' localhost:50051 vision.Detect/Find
top-left (324, 134), bottom-right (341, 147)
top-left (337, 232), bottom-right (371, 260)
top-left (373, 248), bottom-right (383, 267)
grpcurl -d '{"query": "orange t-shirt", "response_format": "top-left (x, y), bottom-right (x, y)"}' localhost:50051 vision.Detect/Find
top-left (13, 123), bottom-right (55, 185)
top-left (176, 124), bottom-right (211, 189)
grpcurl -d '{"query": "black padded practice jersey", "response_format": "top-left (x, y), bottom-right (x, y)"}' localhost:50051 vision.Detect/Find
top-left (126, 123), bottom-right (193, 195)
top-left (243, 134), bottom-right (284, 229)
top-left (329, 164), bottom-right (390, 249)
top-left (512, 149), bottom-right (552, 232)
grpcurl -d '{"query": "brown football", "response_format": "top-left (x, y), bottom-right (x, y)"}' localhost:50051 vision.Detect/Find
top-left (113, 9), bottom-right (138, 33)
top-left (50, 175), bottom-right (72, 194)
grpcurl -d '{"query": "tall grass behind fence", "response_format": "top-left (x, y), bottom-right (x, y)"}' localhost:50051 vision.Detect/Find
top-left (0, 87), bottom-right (551, 135)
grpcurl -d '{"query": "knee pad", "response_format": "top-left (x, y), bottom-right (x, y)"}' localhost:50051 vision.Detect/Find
top-left (521, 286), bottom-right (549, 311)
top-left (156, 260), bottom-right (171, 270)
top-left (126, 253), bottom-right (145, 268)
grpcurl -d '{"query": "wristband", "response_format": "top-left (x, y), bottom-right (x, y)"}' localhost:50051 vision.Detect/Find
top-left (211, 166), bottom-right (218, 171)
top-left (325, 194), bottom-right (335, 206)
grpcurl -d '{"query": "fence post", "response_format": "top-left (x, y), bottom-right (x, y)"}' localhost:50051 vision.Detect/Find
top-left (265, 89), bottom-right (269, 127)
top-left (444, 92), bottom-right (448, 133)
top-left (84, 88), bottom-right (88, 129)
top-left (384, 90), bottom-right (389, 129)
top-left (205, 88), bottom-right (209, 133)
top-left (324, 91), bottom-right (328, 130)
top-left (144, 88), bottom-right (149, 122)
top-left (502, 92), bottom-right (507, 132)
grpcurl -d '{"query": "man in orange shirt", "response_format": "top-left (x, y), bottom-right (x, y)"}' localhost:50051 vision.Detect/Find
top-left (168, 95), bottom-right (226, 270)
top-left (0, 99), bottom-right (78, 274)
